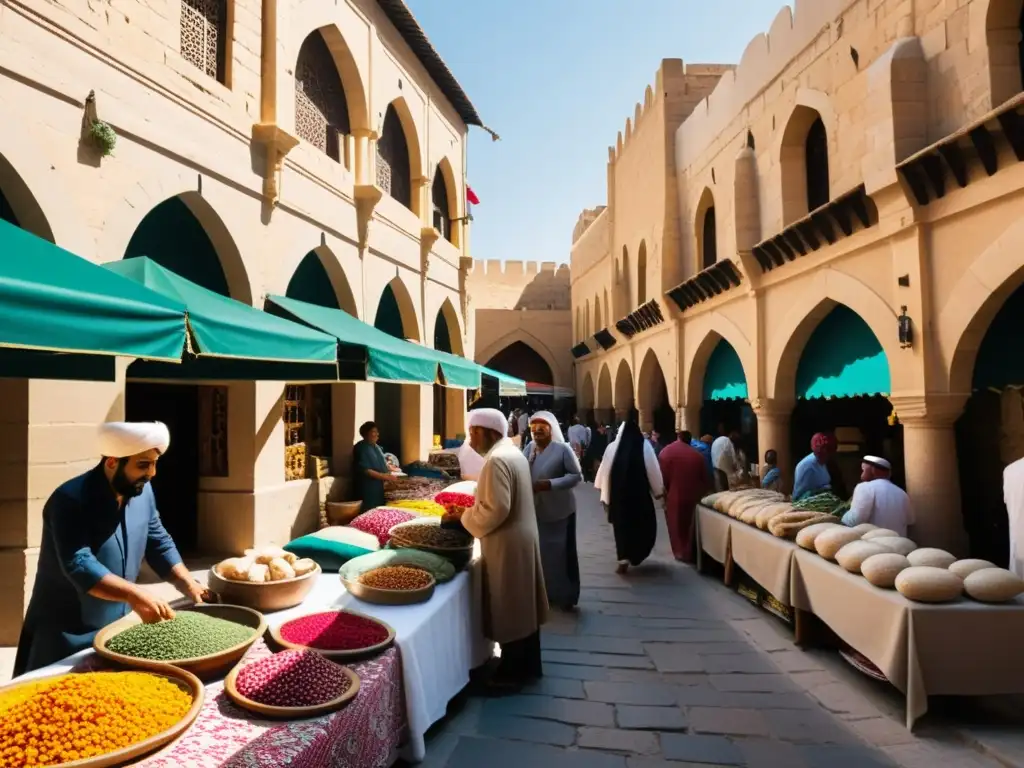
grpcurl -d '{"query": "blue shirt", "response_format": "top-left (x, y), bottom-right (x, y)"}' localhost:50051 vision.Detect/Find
top-left (792, 453), bottom-right (832, 501)
top-left (691, 440), bottom-right (714, 479)
top-left (16, 464), bottom-right (183, 675)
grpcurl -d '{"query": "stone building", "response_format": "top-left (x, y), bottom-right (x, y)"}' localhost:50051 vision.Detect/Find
top-left (571, 0), bottom-right (1024, 563)
top-left (0, 0), bottom-right (483, 642)
top-left (467, 259), bottom-right (573, 391)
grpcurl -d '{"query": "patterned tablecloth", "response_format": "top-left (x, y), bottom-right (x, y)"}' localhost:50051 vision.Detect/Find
top-left (67, 642), bottom-right (406, 768)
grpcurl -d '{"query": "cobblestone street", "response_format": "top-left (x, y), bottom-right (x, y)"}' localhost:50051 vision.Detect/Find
top-left (414, 484), bottom-right (1019, 768)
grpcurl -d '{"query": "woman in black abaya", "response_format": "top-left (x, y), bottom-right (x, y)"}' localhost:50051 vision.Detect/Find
top-left (598, 417), bottom-right (665, 573)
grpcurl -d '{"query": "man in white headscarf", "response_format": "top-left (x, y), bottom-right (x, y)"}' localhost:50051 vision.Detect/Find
top-left (447, 408), bottom-right (548, 690)
top-left (14, 421), bottom-right (212, 677)
top-left (841, 455), bottom-right (913, 537)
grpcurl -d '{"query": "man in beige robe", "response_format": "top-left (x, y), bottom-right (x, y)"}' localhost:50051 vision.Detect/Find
top-left (452, 408), bottom-right (548, 690)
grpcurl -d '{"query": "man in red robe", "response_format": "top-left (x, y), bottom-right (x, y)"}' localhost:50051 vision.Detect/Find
top-left (658, 430), bottom-right (710, 563)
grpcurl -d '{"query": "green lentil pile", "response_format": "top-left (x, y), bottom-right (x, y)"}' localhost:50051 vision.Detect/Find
top-left (106, 611), bottom-right (257, 661)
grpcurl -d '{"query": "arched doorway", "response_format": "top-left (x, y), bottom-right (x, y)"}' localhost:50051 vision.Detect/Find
top-left (373, 279), bottom-right (421, 462)
top-left (0, 153), bottom-right (54, 241)
top-left (597, 364), bottom-right (613, 425)
top-left (613, 359), bottom-right (635, 424)
top-left (123, 194), bottom-right (243, 554)
top-left (955, 278), bottom-right (1024, 564)
top-left (638, 349), bottom-right (673, 439)
top-left (433, 301), bottom-right (466, 444)
top-left (788, 304), bottom-right (897, 500)
top-left (579, 371), bottom-right (596, 425)
top-left (700, 339), bottom-right (756, 463)
top-left (485, 341), bottom-right (553, 386)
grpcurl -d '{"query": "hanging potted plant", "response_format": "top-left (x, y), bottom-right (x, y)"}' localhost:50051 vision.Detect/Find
top-left (88, 119), bottom-right (117, 157)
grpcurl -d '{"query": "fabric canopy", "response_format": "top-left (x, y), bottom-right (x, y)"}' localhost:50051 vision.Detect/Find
top-left (106, 258), bottom-right (338, 365)
top-left (480, 365), bottom-right (527, 396)
top-left (0, 219), bottom-right (187, 361)
top-left (796, 305), bottom-right (891, 399)
top-left (431, 348), bottom-right (484, 389)
top-left (266, 294), bottom-right (443, 384)
top-left (703, 341), bottom-right (748, 401)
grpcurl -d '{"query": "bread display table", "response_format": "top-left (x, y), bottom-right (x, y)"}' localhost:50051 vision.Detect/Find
top-left (790, 549), bottom-right (1024, 729)
top-left (728, 518), bottom-right (798, 606)
top-left (695, 504), bottom-right (732, 567)
top-left (22, 563), bottom-right (492, 766)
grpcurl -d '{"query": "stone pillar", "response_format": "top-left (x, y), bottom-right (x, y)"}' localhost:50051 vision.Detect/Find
top-left (678, 404), bottom-right (701, 436)
top-left (890, 395), bottom-right (969, 556)
top-left (638, 409), bottom-right (653, 433)
top-left (752, 398), bottom-right (794, 491)
top-left (330, 382), bottom-right (374, 501)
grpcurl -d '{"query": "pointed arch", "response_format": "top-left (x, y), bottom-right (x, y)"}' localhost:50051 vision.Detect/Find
top-left (484, 340), bottom-right (553, 386)
top-left (435, 297), bottom-right (465, 356)
top-left (0, 151), bottom-right (54, 243)
top-left (779, 91), bottom-right (835, 225)
top-left (614, 359), bottom-right (635, 413)
top-left (377, 98), bottom-right (423, 216)
top-left (288, 18), bottom-right (369, 133)
top-left (579, 371), bottom-right (596, 410)
top-left (637, 240), bottom-right (648, 304)
top-left (585, 298), bottom-right (591, 338)
top-left (638, 348), bottom-right (669, 412)
top-left (575, 307), bottom-right (582, 343)
top-left (294, 28), bottom-right (352, 163)
top-left (431, 158), bottom-right (460, 245)
top-left (695, 187), bottom-right (717, 271)
top-left (286, 246), bottom-right (359, 317)
top-left (478, 328), bottom-right (561, 387)
top-left (684, 315), bottom-right (756, 407)
top-left (620, 245), bottom-right (631, 312)
top-left (593, 294), bottom-right (603, 332)
top-left (983, 0), bottom-right (1024, 106)
top-left (597, 363), bottom-right (613, 409)
top-left (374, 276), bottom-right (421, 342)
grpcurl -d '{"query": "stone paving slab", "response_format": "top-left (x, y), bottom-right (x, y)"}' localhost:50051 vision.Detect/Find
top-left (413, 485), bottom-right (1024, 768)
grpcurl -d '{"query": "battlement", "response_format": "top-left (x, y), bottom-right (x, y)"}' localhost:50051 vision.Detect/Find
top-left (469, 259), bottom-right (571, 279)
top-left (676, 0), bottom-right (849, 171)
top-left (607, 59), bottom-right (734, 165)
top-left (572, 206), bottom-right (607, 244)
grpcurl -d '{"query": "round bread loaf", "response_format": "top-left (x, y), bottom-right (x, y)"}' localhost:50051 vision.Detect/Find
top-left (835, 541), bottom-right (888, 573)
top-left (906, 548), bottom-right (956, 569)
top-left (795, 522), bottom-right (843, 550)
top-left (850, 523), bottom-right (878, 534)
top-left (861, 553), bottom-right (910, 588)
top-left (949, 559), bottom-right (998, 579)
top-left (861, 528), bottom-right (899, 540)
top-left (869, 536), bottom-right (916, 556)
top-left (894, 566), bottom-right (964, 603)
top-left (963, 568), bottom-right (1024, 603)
top-left (814, 527), bottom-right (863, 560)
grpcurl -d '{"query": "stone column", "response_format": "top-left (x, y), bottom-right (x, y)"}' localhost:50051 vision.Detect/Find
top-left (752, 398), bottom-right (794, 490)
top-left (889, 395), bottom-right (969, 556)
top-left (678, 404), bottom-right (701, 435)
top-left (638, 409), bottom-right (653, 433)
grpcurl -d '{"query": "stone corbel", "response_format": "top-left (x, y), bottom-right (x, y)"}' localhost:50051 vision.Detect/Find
top-left (750, 397), bottom-right (796, 421)
top-left (251, 124), bottom-right (299, 207)
top-left (887, 393), bottom-right (969, 427)
top-left (420, 227), bottom-right (440, 275)
top-left (354, 184), bottom-right (383, 251)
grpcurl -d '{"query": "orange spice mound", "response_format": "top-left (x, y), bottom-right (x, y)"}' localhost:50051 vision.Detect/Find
top-left (0, 671), bottom-right (192, 767)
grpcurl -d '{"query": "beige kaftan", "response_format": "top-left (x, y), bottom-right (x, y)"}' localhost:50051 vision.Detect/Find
top-left (461, 437), bottom-right (549, 643)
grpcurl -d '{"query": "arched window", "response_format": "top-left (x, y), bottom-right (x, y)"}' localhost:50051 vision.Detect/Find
top-left (637, 241), bottom-right (648, 305)
top-left (294, 31), bottom-right (351, 162)
top-left (377, 106), bottom-right (412, 210)
top-left (431, 166), bottom-right (452, 242)
top-left (805, 117), bottom-right (830, 212)
top-left (746, 130), bottom-right (755, 150)
top-left (180, 0), bottom-right (228, 83)
top-left (594, 295), bottom-right (602, 331)
top-left (702, 207), bottom-right (717, 269)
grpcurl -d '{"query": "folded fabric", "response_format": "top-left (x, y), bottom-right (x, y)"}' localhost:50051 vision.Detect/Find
top-left (283, 526), bottom-right (380, 571)
top-left (339, 548), bottom-right (456, 584)
top-left (349, 507), bottom-right (418, 546)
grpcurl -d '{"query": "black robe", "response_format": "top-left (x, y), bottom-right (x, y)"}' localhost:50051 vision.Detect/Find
top-left (608, 421), bottom-right (657, 565)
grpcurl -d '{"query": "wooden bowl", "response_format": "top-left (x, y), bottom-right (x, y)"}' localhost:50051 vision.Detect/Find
top-left (388, 518), bottom-right (475, 570)
top-left (326, 500), bottom-right (363, 527)
top-left (208, 562), bottom-right (321, 612)
top-left (269, 609), bottom-right (396, 661)
top-left (223, 655), bottom-right (361, 719)
top-left (0, 666), bottom-right (204, 767)
top-left (94, 603), bottom-right (267, 682)
top-left (341, 570), bottom-right (436, 606)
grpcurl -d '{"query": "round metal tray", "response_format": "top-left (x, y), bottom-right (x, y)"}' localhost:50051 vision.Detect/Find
top-left (341, 570), bottom-right (436, 605)
top-left (223, 657), bottom-right (360, 719)
top-left (270, 609), bottom-right (396, 661)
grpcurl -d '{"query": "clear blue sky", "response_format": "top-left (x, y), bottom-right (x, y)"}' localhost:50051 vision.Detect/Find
top-left (405, 0), bottom-right (790, 264)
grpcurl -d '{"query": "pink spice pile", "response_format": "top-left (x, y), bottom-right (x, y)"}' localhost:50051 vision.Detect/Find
top-left (235, 649), bottom-right (352, 707)
top-left (348, 508), bottom-right (417, 546)
top-left (278, 610), bottom-right (390, 651)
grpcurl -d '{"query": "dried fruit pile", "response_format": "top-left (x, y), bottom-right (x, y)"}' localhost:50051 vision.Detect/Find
top-left (106, 611), bottom-right (256, 661)
top-left (234, 649), bottom-right (352, 708)
top-left (0, 671), bottom-right (192, 767)
top-left (358, 565), bottom-right (433, 590)
top-left (278, 611), bottom-right (390, 652)
top-left (391, 523), bottom-right (473, 549)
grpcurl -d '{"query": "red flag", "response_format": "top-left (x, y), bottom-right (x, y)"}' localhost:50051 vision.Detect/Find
top-left (466, 186), bottom-right (480, 205)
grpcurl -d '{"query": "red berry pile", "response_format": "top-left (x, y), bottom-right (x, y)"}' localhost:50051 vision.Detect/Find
top-left (278, 611), bottom-right (390, 651)
top-left (235, 649), bottom-right (352, 707)
top-left (434, 491), bottom-right (475, 509)
top-left (349, 508), bottom-right (417, 546)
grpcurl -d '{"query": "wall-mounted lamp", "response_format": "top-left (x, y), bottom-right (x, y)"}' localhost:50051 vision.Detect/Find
top-left (452, 214), bottom-right (474, 223)
top-left (898, 305), bottom-right (913, 349)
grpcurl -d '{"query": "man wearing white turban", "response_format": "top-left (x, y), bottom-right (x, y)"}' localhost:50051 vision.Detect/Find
top-left (15, 421), bottom-right (212, 677)
top-left (447, 408), bottom-right (548, 690)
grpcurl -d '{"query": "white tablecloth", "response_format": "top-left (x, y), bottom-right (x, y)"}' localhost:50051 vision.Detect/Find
top-left (21, 563), bottom-right (493, 764)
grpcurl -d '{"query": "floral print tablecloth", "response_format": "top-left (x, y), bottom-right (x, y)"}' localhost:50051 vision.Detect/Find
top-left (73, 641), bottom-right (407, 767)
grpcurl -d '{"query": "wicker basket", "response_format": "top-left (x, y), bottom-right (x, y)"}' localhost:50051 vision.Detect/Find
top-left (326, 500), bottom-right (363, 527)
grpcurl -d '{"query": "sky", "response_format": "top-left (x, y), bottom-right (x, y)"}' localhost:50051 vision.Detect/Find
top-left (404, 0), bottom-right (791, 264)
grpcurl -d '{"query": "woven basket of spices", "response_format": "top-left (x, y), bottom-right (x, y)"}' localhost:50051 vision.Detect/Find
top-left (270, 609), bottom-right (395, 661)
top-left (0, 666), bottom-right (204, 768)
top-left (388, 518), bottom-right (475, 570)
top-left (342, 565), bottom-right (436, 605)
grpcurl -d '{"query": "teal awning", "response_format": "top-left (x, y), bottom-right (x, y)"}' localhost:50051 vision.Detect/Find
top-left (432, 348), bottom-right (484, 389)
top-left (796, 305), bottom-right (891, 399)
top-left (106, 258), bottom-right (338, 365)
top-left (974, 280), bottom-right (1024, 390)
top-left (481, 366), bottom-right (528, 396)
top-left (703, 341), bottom-right (748, 401)
top-left (0, 219), bottom-right (187, 362)
top-left (267, 294), bottom-right (442, 384)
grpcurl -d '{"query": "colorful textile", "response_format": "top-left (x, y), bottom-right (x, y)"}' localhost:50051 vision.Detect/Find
top-left (284, 527), bottom-right (380, 571)
top-left (350, 508), bottom-right (418, 546)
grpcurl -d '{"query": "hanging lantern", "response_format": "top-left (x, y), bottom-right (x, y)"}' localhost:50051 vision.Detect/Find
top-left (898, 306), bottom-right (913, 349)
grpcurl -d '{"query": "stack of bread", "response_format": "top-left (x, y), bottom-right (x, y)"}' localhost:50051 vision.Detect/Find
top-left (217, 546), bottom-right (319, 583)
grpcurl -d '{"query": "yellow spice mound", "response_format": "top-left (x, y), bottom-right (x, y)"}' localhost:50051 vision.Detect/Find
top-left (0, 671), bottom-right (192, 767)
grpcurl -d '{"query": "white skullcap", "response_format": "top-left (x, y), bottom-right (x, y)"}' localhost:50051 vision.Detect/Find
top-left (863, 455), bottom-right (891, 471)
top-left (98, 421), bottom-right (171, 458)
top-left (467, 408), bottom-right (508, 436)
